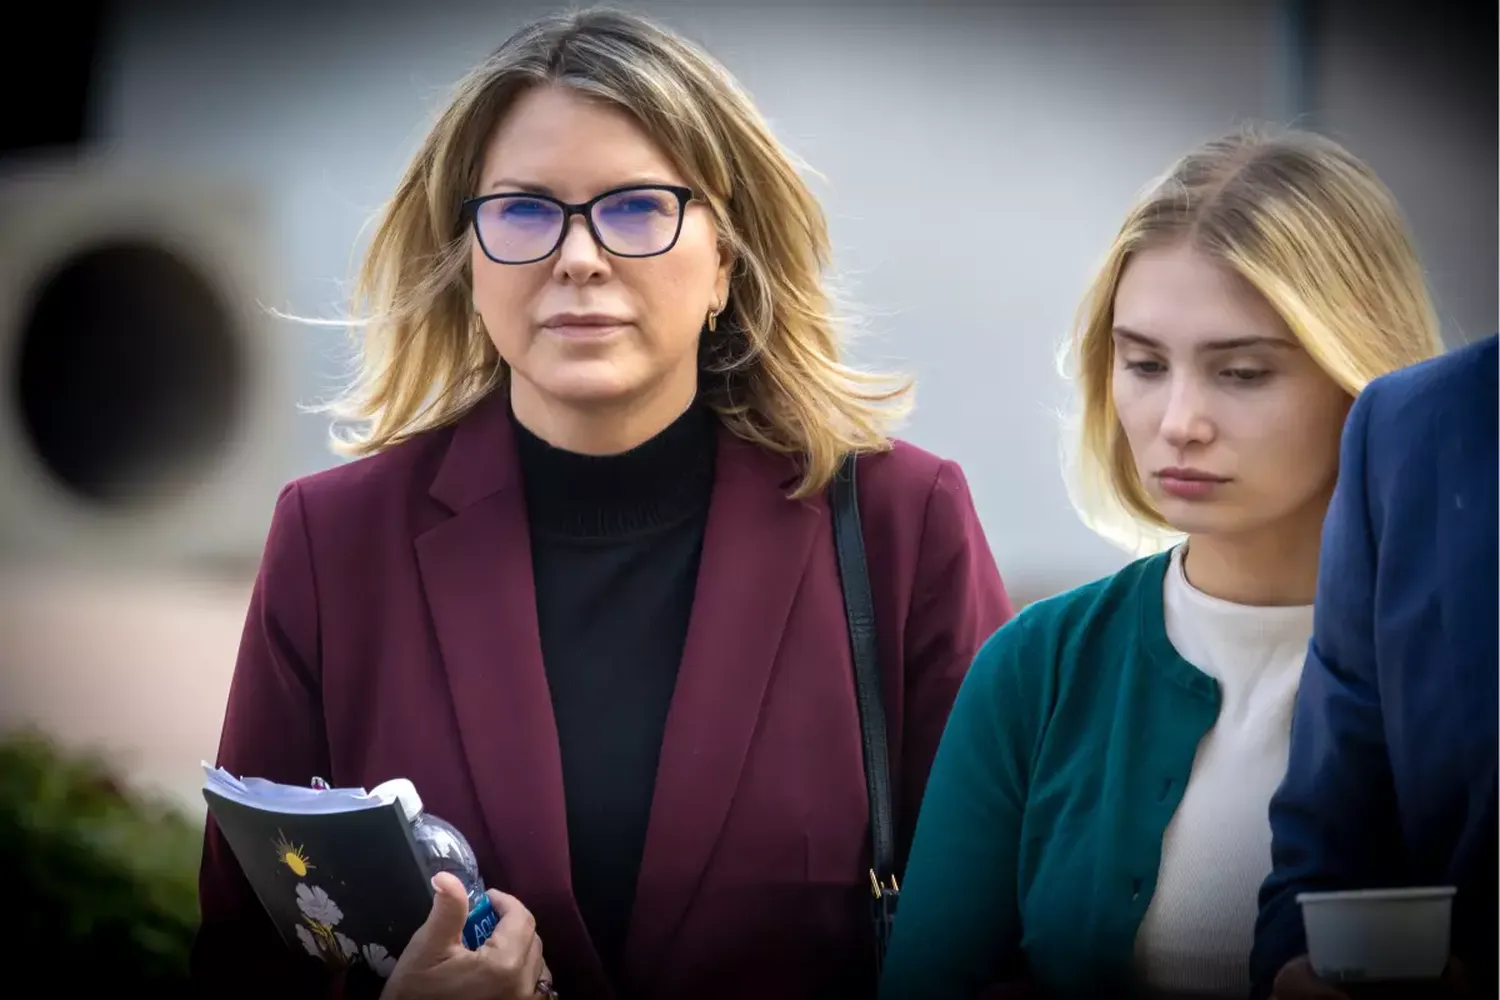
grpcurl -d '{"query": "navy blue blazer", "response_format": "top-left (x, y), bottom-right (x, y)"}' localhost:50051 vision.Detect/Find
top-left (1251, 334), bottom-right (1498, 997)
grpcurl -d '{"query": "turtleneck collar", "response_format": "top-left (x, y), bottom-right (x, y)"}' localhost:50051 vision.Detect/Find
top-left (510, 400), bottom-right (717, 540)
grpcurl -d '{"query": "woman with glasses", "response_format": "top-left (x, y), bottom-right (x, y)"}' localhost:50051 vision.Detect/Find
top-left (877, 127), bottom-right (1444, 1000)
top-left (193, 8), bottom-right (1012, 1000)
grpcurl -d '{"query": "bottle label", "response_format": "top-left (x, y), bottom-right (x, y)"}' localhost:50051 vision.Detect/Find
top-left (462, 894), bottom-right (499, 950)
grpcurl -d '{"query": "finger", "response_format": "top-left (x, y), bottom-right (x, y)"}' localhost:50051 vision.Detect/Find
top-left (1277, 981), bottom-right (1350, 999)
top-left (410, 872), bottom-right (473, 952)
top-left (519, 931), bottom-right (544, 988)
top-left (480, 893), bottom-right (537, 964)
top-left (507, 931), bottom-right (542, 970)
top-left (487, 889), bottom-right (531, 919)
top-left (1273, 957), bottom-right (1348, 999)
top-left (485, 890), bottom-right (537, 942)
top-left (1442, 956), bottom-right (1471, 991)
top-left (535, 960), bottom-right (557, 998)
top-left (1273, 974), bottom-right (1349, 998)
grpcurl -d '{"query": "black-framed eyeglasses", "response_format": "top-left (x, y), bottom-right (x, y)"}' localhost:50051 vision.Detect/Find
top-left (461, 184), bottom-right (696, 265)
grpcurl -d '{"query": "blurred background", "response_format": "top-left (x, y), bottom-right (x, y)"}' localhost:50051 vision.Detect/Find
top-left (0, 0), bottom-right (1493, 974)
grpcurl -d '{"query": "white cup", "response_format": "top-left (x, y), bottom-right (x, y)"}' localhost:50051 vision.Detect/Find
top-left (1297, 886), bottom-right (1456, 983)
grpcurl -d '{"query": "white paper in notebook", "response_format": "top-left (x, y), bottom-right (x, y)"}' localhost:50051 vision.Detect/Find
top-left (200, 763), bottom-right (390, 815)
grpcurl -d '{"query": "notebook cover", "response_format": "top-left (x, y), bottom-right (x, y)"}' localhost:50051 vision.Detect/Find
top-left (203, 788), bottom-right (432, 980)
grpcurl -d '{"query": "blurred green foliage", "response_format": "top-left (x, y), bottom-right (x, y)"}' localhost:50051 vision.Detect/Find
top-left (0, 728), bottom-right (202, 984)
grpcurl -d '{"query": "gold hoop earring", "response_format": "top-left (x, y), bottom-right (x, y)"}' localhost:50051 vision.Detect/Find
top-left (706, 305), bottom-right (721, 333)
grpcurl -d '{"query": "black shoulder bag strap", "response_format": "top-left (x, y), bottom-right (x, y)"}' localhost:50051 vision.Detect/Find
top-left (829, 452), bottom-right (900, 972)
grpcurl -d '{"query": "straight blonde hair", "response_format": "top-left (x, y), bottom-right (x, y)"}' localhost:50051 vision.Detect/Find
top-left (312, 6), bottom-right (910, 497)
top-left (1064, 126), bottom-right (1444, 553)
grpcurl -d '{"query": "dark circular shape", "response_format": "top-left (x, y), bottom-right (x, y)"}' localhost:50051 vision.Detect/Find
top-left (13, 240), bottom-right (246, 508)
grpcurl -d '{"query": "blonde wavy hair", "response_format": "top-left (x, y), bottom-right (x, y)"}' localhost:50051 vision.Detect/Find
top-left (1063, 125), bottom-right (1444, 553)
top-left (313, 6), bottom-right (910, 497)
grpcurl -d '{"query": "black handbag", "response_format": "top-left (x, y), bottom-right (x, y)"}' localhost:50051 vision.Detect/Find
top-left (829, 453), bottom-right (900, 974)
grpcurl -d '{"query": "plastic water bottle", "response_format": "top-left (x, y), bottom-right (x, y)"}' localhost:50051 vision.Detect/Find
top-left (370, 778), bottom-right (499, 950)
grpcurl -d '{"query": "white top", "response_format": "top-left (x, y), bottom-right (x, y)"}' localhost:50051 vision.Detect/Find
top-left (1133, 545), bottom-right (1314, 998)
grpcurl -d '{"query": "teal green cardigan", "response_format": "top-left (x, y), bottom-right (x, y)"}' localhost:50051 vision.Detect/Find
top-left (879, 551), bottom-right (1223, 999)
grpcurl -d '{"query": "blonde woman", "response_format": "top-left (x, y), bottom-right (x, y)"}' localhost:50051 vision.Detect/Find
top-left (878, 127), bottom-right (1444, 1000)
top-left (193, 7), bottom-right (1012, 1000)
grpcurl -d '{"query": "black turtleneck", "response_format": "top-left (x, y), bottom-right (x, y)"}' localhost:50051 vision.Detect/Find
top-left (512, 402), bottom-right (716, 982)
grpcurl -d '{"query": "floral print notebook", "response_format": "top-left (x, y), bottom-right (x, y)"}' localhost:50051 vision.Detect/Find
top-left (202, 766), bottom-right (433, 983)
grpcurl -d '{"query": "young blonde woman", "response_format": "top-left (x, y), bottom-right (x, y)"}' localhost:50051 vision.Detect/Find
top-left (877, 127), bottom-right (1444, 1000)
top-left (192, 8), bottom-right (1012, 1000)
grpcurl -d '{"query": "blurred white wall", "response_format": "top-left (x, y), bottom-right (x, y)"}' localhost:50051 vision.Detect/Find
top-left (87, 0), bottom-right (1298, 600)
top-left (0, 568), bottom-right (249, 813)
top-left (85, 0), bottom-right (1495, 599)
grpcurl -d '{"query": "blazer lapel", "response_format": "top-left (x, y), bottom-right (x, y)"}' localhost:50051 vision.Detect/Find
top-left (413, 393), bottom-right (607, 993)
top-left (624, 429), bottom-right (824, 984)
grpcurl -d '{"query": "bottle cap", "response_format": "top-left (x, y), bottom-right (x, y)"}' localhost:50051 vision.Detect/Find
top-left (369, 778), bottom-right (423, 821)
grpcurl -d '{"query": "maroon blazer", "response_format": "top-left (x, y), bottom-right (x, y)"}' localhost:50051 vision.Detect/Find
top-left (193, 390), bottom-right (1013, 1000)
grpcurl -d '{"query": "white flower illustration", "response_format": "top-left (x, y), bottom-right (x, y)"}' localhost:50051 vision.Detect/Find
top-left (362, 942), bottom-right (398, 979)
top-left (336, 932), bottom-right (358, 959)
top-left (295, 883), bottom-right (344, 926)
top-left (295, 924), bottom-right (321, 957)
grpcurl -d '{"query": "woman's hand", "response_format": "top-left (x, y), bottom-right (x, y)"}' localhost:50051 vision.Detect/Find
top-left (381, 872), bottom-right (554, 999)
top-left (1272, 958), bottom-right (1350, 999)
top-left (1273, 954), bottom-right (1473, 999)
